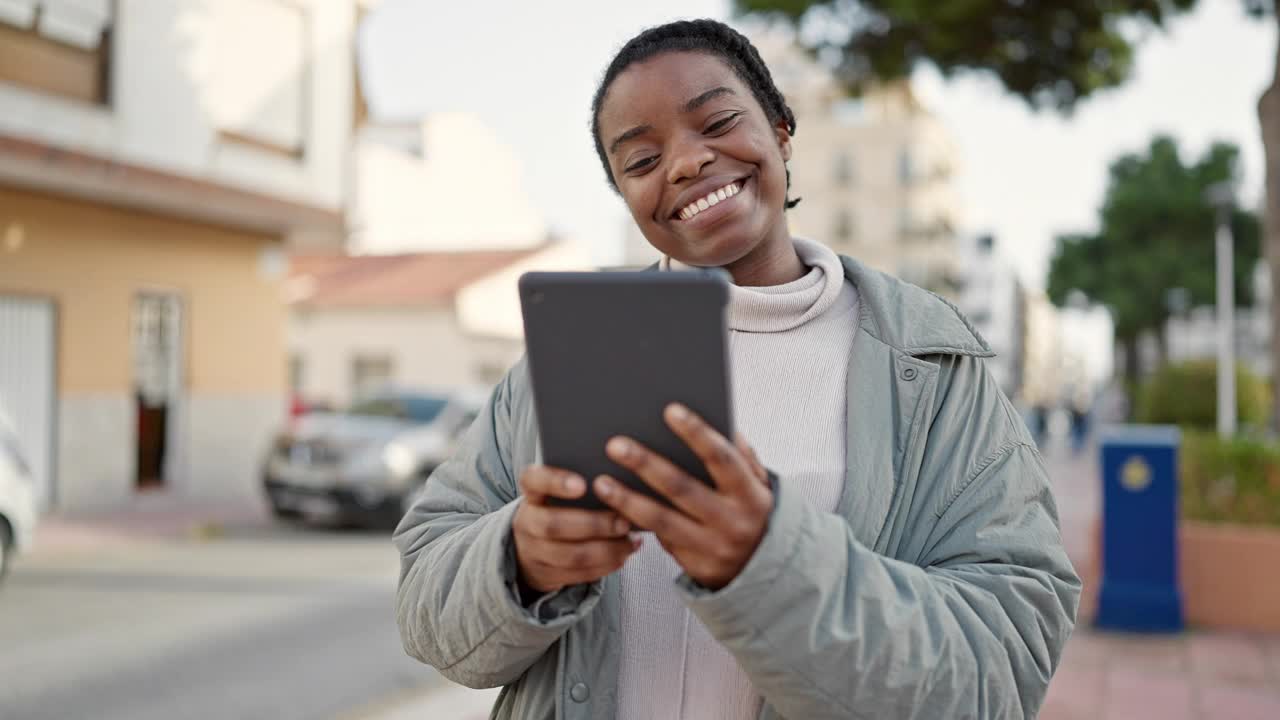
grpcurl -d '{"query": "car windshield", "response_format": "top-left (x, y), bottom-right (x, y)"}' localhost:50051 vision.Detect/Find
top-left (347, 395), bottom-right (448, 423)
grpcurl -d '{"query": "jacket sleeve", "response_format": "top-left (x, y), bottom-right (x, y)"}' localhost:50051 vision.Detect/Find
top-left (677, 365), bottom-right (1081, 718)
top-left (393, 368), bottom-right (603, 689)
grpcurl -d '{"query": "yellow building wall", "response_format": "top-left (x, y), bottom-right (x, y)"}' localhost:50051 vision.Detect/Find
top-left (0, 186), bottom-right (286, 395)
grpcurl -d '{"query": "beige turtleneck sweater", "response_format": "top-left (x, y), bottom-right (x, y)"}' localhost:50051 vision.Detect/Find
top-left (616, 237), bottom-right (859, 719)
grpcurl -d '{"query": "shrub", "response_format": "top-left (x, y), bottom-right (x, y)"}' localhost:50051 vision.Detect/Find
top-left (1180, 431), bottom-right (1280, 528)
top-left (1136, 360), bottom-right (1269, 431)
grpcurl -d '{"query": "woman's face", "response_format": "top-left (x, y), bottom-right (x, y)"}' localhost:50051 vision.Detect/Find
top-left (597, 51), bottom-right (793, 268)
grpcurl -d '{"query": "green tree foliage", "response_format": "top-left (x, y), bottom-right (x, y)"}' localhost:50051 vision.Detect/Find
top-left (1181, 430), bottom-right (1280, 528)
top-left (733, 0), bottom-right (1196, 110)
top-left (1045, 137), bottom-right (1261, 378)
top-left (1136, 360), bottom-right (1270, 430)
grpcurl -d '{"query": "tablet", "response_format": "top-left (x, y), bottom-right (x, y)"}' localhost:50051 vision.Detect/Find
top-left (518, 270), bottom-right (734, 510)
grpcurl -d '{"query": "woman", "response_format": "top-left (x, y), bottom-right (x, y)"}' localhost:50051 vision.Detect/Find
top-left (395, 19), bottom-right (1079, 720)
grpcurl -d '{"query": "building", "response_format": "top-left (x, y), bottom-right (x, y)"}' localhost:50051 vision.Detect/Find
top-left (955, 233), bottom-right (1112, 412)
top-left (347, 113), bottom-right (548, 254)
top-left (1163, 260), bottom-right (1271, 379)
top-left (955, 234), bottom-right (1024, 397)
top-left (751, 27), bottom-right (963, 294)
top-left (1019, 287), bottom-right (1065, 411)
top-left (0, 0), bottom-right (360, 511)
top-left (287, 243), bottom-right (591, 408)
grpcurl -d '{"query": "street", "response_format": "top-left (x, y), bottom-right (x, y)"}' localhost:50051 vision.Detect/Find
top-left (0, 445), bottom-right (1276, 720)
top-left (0, 519), bottom-right (451, 720)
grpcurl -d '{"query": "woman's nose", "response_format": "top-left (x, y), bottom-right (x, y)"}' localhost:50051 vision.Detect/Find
top-left (666, 139), bottom-right (715, 184)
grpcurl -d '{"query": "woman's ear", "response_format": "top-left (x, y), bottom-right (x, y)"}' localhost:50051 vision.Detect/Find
top-left (774, 121), bottom-right (792, 162)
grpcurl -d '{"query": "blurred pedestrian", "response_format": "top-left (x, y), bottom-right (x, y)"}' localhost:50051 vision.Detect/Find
top-left (1029, 403), bottom-right (1049, 447)
top-left (394, 19), bottom-right (1078, 720)
top-left (1068, 385), bottom-right (1093, 455)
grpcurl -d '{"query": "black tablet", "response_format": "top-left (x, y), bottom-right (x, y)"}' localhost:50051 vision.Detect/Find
top-left (518, 270), bottom-right (734, 510)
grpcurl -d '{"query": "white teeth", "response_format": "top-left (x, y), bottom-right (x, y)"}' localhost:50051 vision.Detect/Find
top-left (677, 181), bottom-right (743, 220)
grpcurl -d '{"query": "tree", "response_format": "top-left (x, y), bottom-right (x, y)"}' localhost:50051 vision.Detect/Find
top-left (733, 0), bottom-right (1196, 111)
top-left (737, 0), bottom-right (1280, 424)
top-left (1045, 137), bottom-right (1260, 388)
top-left (1249, 0), bottom-right (1280, 428)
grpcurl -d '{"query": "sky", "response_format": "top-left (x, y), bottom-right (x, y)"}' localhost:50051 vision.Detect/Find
top-left (359, 0), bottom-right (1276, 289)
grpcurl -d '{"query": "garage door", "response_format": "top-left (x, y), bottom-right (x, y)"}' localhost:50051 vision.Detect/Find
top-left (0, 296), bottom-right (56, 510)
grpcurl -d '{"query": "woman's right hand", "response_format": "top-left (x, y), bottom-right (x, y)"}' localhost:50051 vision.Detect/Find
top-left (512, 465), bottom-right (641, 595)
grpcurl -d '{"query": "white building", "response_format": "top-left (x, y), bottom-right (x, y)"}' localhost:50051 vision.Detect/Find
top-left (347, 113), bottom-right (549, 254)
top-left (288, 243), bottom-right (592, 408)
top-left (955, 234), bottom-right (1023, 396)
top-left (0, 0), bottom-right (361, 511)
top-left (1019, 288), bottom-right (1065, 409)
top-left (750, 27), bottom-right (963, 294)
top-left (1164, 261), bottom-right (1271, 378)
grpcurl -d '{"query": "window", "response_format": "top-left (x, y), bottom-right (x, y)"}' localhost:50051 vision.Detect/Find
top-left (898, 206), bottom-right (914, 239)
top-left (833, 209), bottom-right (854, 244)
top-left (288, 353), bottom-right (304, 393)
top-left (209, 0), bottom-right (309, 158)
top-left (476, 360), bottom-right (507, 385)
top-left (0, 0), bottom-right (114, 105)
top-left (833, 152), bottom-right (854, 187)
top-left (351, 354), bottom-right (394, 398)
top-left (348, 393), bottom-right (447, 424)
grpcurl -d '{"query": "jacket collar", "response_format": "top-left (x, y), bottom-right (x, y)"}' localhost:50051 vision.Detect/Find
top-left (839, 255), bottom-right (993, 359)
top-left (645, 251), bottom-right (994, 360)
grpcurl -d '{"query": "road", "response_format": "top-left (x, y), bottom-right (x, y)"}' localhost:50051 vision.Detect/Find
top-left (0, 521), bottom-right (446, 720)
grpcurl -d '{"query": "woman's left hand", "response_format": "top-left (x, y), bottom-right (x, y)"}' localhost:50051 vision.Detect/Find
top-left (596, 403), bottom-right (773, 590)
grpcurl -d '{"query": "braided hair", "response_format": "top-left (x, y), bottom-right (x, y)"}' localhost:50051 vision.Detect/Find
top-left (591, 19), bottom-right (801, 210)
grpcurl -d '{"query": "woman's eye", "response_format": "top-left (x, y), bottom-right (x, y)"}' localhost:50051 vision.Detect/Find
top-left (625, 156), bottom-right (658, 173)
top-left (705, 112), bottom-right (742, 135)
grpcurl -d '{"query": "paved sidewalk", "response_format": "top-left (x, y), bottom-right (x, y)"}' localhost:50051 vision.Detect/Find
top-left (30, 492), bottom-right (272, 556)
top-left (362, 441), bottom-right (1280, 719)
top-left (1039, 443), bottom-right (1280, 720)
top-left (354, 683), bottom-right (499, 720)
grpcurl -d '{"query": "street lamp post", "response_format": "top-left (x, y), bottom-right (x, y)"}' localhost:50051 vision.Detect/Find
top-left (1206, 182), bottom-right (1237, 438)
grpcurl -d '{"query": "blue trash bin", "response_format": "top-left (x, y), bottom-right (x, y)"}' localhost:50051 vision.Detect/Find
top-left (1095, 425), bottom-right (1184, 632)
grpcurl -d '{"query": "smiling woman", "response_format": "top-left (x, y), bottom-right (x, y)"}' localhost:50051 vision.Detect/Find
top-left (591, 30), bottom-right (803, 286)
top-left (394, 19), bottom-right (1080, 720)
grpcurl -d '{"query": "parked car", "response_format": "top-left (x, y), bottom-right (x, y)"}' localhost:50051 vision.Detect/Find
top-left (0, 412), bottom-right (38, 583)
top-left (262, 387), bottom-right (487, 528)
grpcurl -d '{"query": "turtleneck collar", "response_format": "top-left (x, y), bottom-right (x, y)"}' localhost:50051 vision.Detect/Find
top-left (659, 237), bottom-right (846, 333)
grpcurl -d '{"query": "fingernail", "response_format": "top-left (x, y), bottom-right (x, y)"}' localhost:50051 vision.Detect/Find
top-left (595, 475), bottom-right (614, 498)
top-left (563, 474), bottom-right (585, 495)
top-left (607, 437), bottom-right (630, 458)
top-left (667, 403), bottom-right (689, 422)
top-left (613, 518), bottom-right (629, 534)
top-left (630, 533), bottom-right (643, 550)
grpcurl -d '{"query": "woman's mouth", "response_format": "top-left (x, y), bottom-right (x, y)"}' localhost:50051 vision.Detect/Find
top-left (671, 178), bottom-right (749, 226)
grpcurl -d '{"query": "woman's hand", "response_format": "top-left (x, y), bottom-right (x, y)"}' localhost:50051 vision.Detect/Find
top-left (596, 403), bottom-right (773, 590)
top-left (512, 465), bottom-right (641, 595)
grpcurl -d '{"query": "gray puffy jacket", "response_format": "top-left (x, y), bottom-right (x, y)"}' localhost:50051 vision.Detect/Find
top-left (394, 256), bottom-right (1081, 719)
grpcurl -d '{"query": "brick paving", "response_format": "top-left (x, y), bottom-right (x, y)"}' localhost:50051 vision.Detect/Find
top-left (37, 449), bottom-right (1277, 718)
top-left (29, 493), bottom-right (271, 556)
top-left (1040, 443), bottom-right (1280, 720)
